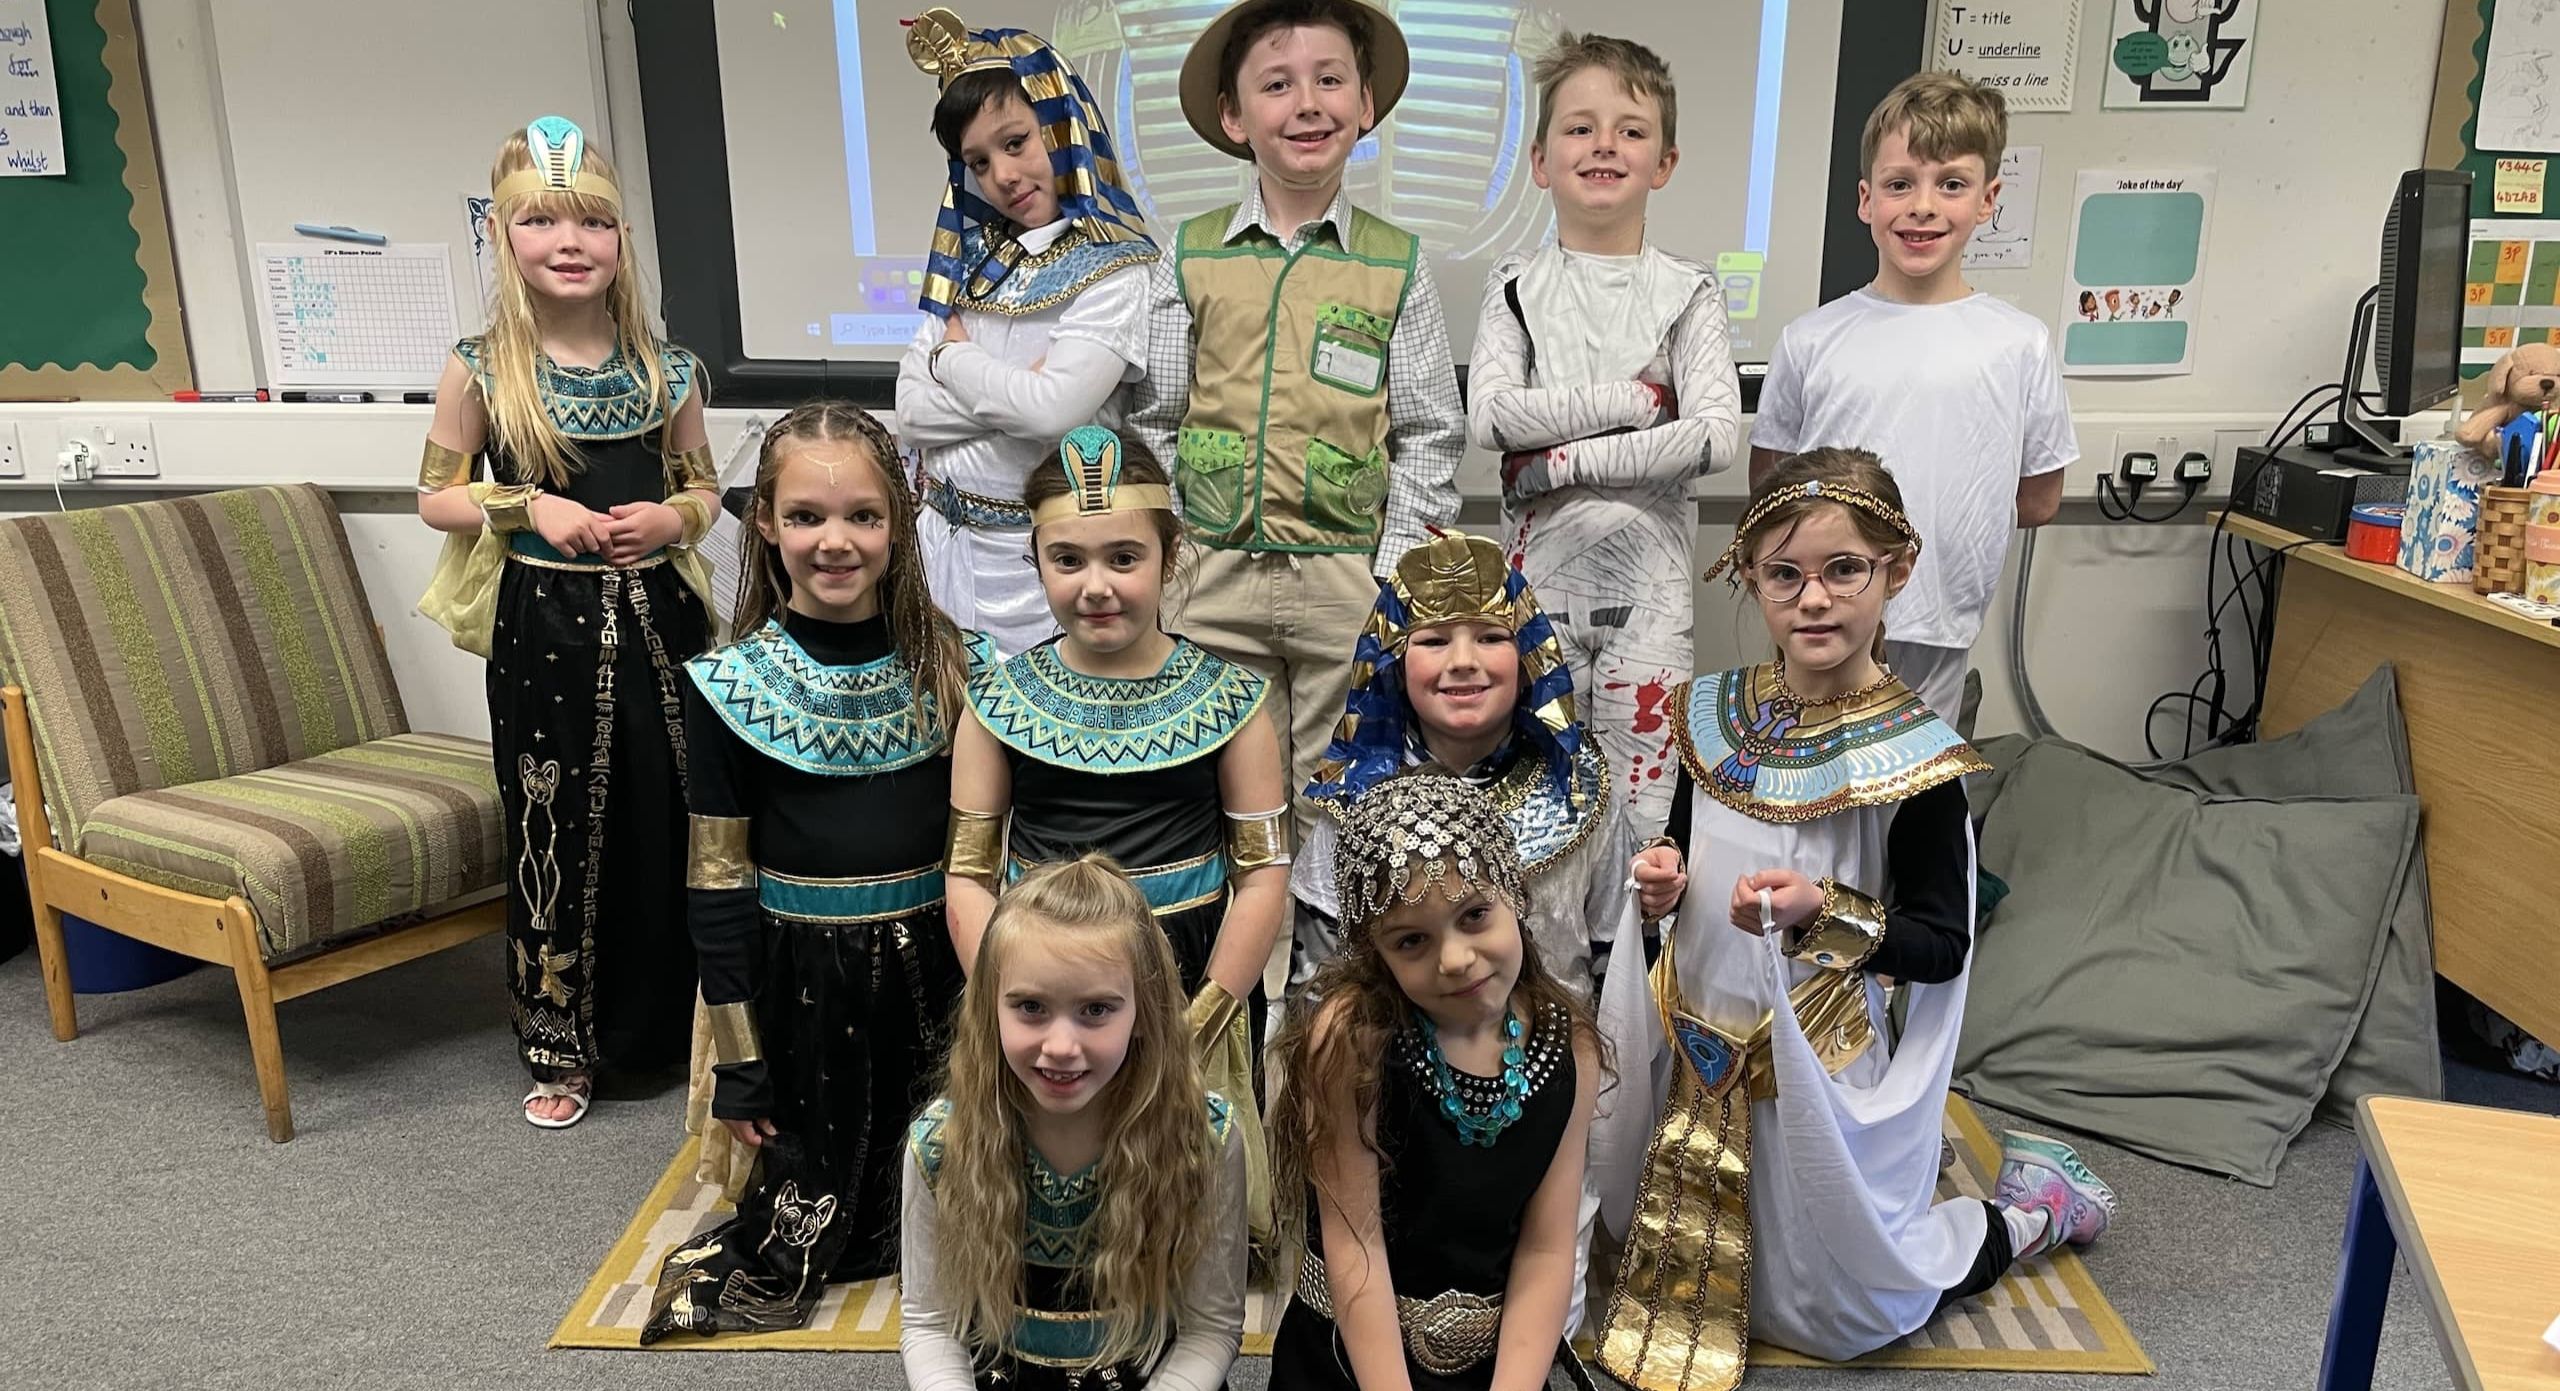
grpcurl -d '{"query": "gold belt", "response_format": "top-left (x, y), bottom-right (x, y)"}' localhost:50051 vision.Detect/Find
top-left (1294, 1252), bottom-right (1502, 1377)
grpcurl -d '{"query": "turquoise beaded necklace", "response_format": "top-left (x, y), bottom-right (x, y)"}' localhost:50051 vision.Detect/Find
top-left (1414, 1007), bottom-right (1529, 1147)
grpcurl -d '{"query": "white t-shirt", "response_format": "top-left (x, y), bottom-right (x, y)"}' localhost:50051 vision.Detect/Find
top-left (1750, 289), bottom-right (2077, 650)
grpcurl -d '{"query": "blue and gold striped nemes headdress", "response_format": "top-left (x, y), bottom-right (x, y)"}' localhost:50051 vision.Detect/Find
top-left (1305, 531), bottom-right (1583, 807)
top-left (906, 8), bottom-right (1155, 319)
top-left (1031, 426), bottom-right (1173, 526)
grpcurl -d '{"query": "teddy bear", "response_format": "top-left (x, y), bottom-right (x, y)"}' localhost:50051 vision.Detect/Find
top-left (2454, 340), bottom-right (2560, 459)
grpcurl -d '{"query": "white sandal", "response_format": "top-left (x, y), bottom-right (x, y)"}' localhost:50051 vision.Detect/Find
top-left (523, 1075), bottom-right (593, 1129)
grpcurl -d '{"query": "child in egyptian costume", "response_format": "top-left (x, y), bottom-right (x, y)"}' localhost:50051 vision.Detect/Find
top-left (1294, 530), bottom-right (1632, 1001)
top-left (895, 9), bottom-right (1159, 657)
top-left (946, 424), bottom-right (1291, 1247)
top-left (1590, 450), bottom-right (2118, 1387)
top-left (643, 404), bottom-right (994, 1342)
top-left (416, 116), bottom-right (719, 1126)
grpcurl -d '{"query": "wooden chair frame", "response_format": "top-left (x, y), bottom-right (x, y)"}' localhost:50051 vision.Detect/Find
top-left (5, 684), bottom-right (504, 1142)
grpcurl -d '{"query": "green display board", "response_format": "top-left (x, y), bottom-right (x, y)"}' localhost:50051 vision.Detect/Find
top-left (0, 0), bottom-right (190, 398)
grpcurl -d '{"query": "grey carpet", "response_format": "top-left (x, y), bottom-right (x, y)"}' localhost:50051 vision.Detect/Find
top-left (2, 935), bottom-right (2551, 1391)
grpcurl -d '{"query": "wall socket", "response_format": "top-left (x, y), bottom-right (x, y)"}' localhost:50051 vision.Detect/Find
top-left (0, 423), bottom-right (20, 479)
top-left (64, 417), bottom-right (159, 478)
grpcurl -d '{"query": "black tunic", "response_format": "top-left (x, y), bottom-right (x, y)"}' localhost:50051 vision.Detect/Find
top-left (1270, 1005), bottom-right (1579, 1390)
top-left (483, 405), bottom-right (705, 1079)
top-left (642, 611), bottom-right (967, 1341)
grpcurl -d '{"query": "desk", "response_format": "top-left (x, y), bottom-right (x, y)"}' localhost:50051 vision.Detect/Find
top-left (2217, 511), bottom-right (2560, 1050)
top-left (2317, 1096), bottom-right (2560, 1389)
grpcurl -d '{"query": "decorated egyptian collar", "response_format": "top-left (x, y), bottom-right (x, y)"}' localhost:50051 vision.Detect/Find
top-left (454, 336), bottom-right (697, 441)
top-left (686, 622), bottom-right (996, 775)
top-left (1321, 730), bottom-right (1609, 878)
top-left (1673, 663), bottom-right (1987, 824)
top-left (952, 223), bottom-right (1156, 319)
top-left (909, 1093), bottom-right (1232, 1271)
top-left (1485, 738), bottom-right (1612, 876)
top-left (969, 637), bottom-right (1267, 774)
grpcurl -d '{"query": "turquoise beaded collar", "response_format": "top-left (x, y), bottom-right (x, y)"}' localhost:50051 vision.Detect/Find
top-left (968, 637), bottom-right (1268, 773)
top-left (687, 622), bottom-right (996, 774)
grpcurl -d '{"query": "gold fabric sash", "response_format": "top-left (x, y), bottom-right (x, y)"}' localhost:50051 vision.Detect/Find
top-left (1598, 938), bottom-right (1876, 1391)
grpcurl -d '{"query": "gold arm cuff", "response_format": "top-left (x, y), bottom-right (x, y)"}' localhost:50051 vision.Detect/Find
top-left (944, 808), bottom-right (1006, 887)
top-left (706, 1001), bottom-right (763, 1066)
top-left (1225, 807), bottom-right (1290, 875)
top-left (672, 443), bottom-right (719, 493)
top-left (470, 481), bottom-right (540, 535)
top-left (687, 815), bottom-right (755, 890)
top-left (1186, 979), bottom-right (1241, 1040)
top-left (419, 440), bottom-right (472, 492)
top-left (665, 492), bottom-right (714, 549)
top-left (1785, 878), bottom-right (1887, 972)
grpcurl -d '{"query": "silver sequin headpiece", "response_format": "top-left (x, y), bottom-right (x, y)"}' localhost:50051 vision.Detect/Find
top-left (1332, 774), bottom-right (1529, 930)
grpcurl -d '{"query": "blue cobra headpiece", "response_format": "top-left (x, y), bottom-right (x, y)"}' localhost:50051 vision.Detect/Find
top-left (1304, 531), bottom-right (1582, 807)
top-left (905, 8), bottom-right (1156, 319)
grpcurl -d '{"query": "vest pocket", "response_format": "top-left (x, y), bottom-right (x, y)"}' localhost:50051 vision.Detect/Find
top-left (1176, 427), bottom-right (1252, 536)
top-left (1310, 303), bottom-right (1392, 397)
top-left (1307, 438), bottom-right (1389, 538)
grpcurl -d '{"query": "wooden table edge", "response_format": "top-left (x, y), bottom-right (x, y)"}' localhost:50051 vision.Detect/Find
top-left (2357, 1094), bottom-right (2522, 1391)
top-left (2208, 510), bottom-right (2560, 653)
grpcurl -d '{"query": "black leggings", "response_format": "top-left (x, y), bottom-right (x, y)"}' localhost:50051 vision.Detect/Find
top-left (1933, 1199), bottom-right (2016, 1314)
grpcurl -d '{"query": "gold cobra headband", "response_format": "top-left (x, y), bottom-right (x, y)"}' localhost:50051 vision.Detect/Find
top-left (1704, 479), bottom-right (1921, 583)
top-left (491, 116), bottom-right (622, 212)
top-left (1029, 426), bottom-right (1173, 527)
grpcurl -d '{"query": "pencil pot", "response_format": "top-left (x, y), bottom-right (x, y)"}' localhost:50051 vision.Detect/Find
top-left (2474, 486), bottom-right (2533, 595)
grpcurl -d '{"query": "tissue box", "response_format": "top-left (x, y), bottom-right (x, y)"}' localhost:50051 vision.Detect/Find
top-left (2397, 438), bottom-right (2503, 583)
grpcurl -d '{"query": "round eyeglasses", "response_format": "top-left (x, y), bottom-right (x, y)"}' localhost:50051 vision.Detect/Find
top-left (1749, 553), bottom-right (1892, 604)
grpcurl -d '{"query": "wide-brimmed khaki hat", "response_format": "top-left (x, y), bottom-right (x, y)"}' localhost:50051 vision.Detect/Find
top-left (1178, 0), bottom-right (1410, 161)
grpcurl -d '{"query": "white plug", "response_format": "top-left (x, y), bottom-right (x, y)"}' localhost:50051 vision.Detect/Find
top-left (57, 438), bottom-right (95, 483)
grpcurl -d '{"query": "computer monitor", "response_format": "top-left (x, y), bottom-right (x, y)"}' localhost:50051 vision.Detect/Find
top-left (2340, 169), bottom-right (2473, 463)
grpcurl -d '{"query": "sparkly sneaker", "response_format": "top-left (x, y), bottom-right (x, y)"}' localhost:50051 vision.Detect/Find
top-left (1994, 1131), bottom-right (2117, 1261)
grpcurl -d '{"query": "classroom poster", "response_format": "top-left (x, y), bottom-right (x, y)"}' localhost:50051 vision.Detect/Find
top-left (0, 0), bottom-right (65, 176)
top-left (1928, 1), bottom-right (2078, 112)
top-left (2476, 0), bottom-right (2560, 155)
top-left (1965, 145), bottom-right (2043, 270)
top-left (2060, 168), bottom-right (2215, 376)
top-left (2462, 217), bottom-right (2560, 383)
top-left (2102, 0), bottom-right (2256, 110)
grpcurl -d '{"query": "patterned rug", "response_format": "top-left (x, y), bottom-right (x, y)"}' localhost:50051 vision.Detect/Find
top-left (555, 1097), bottom-right (2150, 1374)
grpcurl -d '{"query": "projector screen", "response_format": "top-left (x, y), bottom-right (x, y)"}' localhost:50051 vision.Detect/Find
top-left (710, 0), bottom-right (1845, 366)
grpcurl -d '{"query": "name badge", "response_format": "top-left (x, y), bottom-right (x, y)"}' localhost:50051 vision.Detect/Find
top-left (1311, 331), bottom-right (1386, 394)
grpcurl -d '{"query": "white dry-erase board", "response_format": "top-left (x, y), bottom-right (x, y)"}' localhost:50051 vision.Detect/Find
top-left (200, 0), bottom-right (610, 369)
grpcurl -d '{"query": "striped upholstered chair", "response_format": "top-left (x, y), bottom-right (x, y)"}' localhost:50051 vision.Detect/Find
top-left (0, 485), bottom-right (504, 1140)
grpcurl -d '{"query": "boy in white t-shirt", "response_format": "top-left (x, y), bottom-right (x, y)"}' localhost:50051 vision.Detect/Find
top-left (1749, 72), bottom-right (2074, 723)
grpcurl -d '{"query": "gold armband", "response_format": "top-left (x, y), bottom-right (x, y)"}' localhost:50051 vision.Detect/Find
top-left (944, 807), bottom-right (1006, 888)
top-left (470, 481), bottom-right (541, 535)
top-left (1784, 877), bottom-right (1887, 972)
top-left (706, 1001), bottom-right (763, 1066)
top-left (419, 440), bottom-right (472, 492)
top-left (687, 815), bottom-right (754, 890)
top-left (672, 442), bottom-right (719, 493)
top-left (665, 492), bottom-right (715, 549)
top-left (1186, 979), bottom-right (1241, 1040)
top-left (1635, 835), bottom-right (1680, 857)
top-left (1225, 806), bottom-right (1290, 875)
